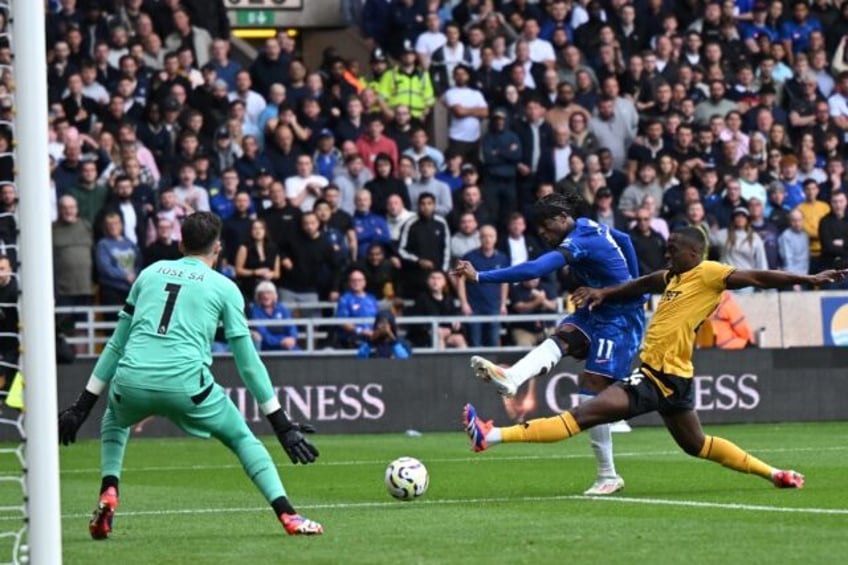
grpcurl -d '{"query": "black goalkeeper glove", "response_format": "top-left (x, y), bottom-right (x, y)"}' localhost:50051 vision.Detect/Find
top-left (58, 390), bottom-right (99, 446)
top-left (267, 409), bottom-right (319, 465)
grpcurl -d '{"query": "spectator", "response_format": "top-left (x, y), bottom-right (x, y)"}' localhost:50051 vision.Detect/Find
top-left (332, 153), bottom-right (373, 215)
top-left (749, 197), bottom-right (781, 270)
top-left (796, 179), bottom-right (831, 271)
top-left (428, 20), bottom-right (470, 93)
top-left (379, 39), bottom-right (435, 121)
top-left (694, 80), bottom-right (738, 125)
top-left (481, 107), bottom-right (522, 220)
top-left (508, 276), bottom-right (557, 348)
top-left (234, 218), bottom-right (280, 300)
top-left (335, 268), bottom-right (380, 348)
top-left (711, 207), bottom-right (769, 276)
top-left (447, 184), bottom-right (494, 233)
top-left (819, 190), bottom-right (848, 285)
top-left (779, 209), bottom-right (811, 288)
top-left (443, 64), bottom-right (488, 161)
top-left (258, 180), bottom-right (300, 250)
top-left (618, 161), bottom-right (663, 219)
top-left (210, 168), bottom-right (247, 220)
top-left (711, 178), bottom-right (749, 229)
top-left (590, 95), bottom-right (633, 171)
top-left (95, 211), bottom-right (140, 307)
top-left (515, 97), bottom-right (554, 205)
top-left (591, 186), bottom-right (629, 232)
top-left (403, 126), bottom-right (445, 171)
top-left (385, 193), bottom-right (415, 244)
top-left (143, 217), bottom-right (181, 268)
top-left (356, 243), bottom-right (399, 301)
top-left (279, 212), bottom-right (341, 309)
top-left (96, 175), bottom-right (147, 250)
top-left (780, 154), bottom-right (806, 210)
top-left (450, 212), bottom-right (481, 260)
top-left (408, 156), bottom-right (453, 217)
top-left (353, 189), bottom-right (391, 261)
top-left (67, 159), bottom-right (108, 227)
top-left (738, 157), bottom-right (767, 203)
top-left (172, 164), bottom-right (211, 213)
top-left (249, 281), bottom-right (299, 352)
top-left (407, 270), bottom-right (467, 350)
top-left (221, 191), bottom-right (255, 264)
top-left (398, 192), bottom-right (451, 296)
top-left (457, 225), bottom-right (508, 347)
top-left (165, 8), bottom-right (213, 69)
top-left (629, 207), bottom-right (667, 275)
top-left (249, 39), bottom-right (290, 99)
top-left (52, 195), bottom-right (94, 310)
top-left (356, 311), bottom-right (412, 359)
top-left (285, 154), bottom-right (329, 212)
top-left (356, 114), bottom-right (399, 174)
top-left (321, 185), bottom-right (357, 257)
top-left (364, 153), bottom-right (411, 215)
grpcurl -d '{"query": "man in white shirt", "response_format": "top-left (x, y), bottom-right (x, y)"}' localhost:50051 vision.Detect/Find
top-left (172, 164), bottom-right (210, 213)
top-left (415, 11), bottom-right (446, 69)
top-left (443, 64), bottom-right (488, 162)
top-left (228, 69), bottom-right (267, 129)
top-left (285, 154), bottom-right (329, 212)
top-left (386, 193), bottom-right (415, 243)
top-left (828, 71), bottom-right (848, 137)
top-left (518, 18), bottom-right (556, 68)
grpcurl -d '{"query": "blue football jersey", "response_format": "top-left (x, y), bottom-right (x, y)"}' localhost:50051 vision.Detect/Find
top-left (559, 218), bottom-right (634, 291)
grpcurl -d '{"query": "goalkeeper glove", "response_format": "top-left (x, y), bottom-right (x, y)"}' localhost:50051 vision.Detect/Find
top-left (267, 409), bottom-right (319, 465)
top-left (58, 390), bottom-right (99, 446)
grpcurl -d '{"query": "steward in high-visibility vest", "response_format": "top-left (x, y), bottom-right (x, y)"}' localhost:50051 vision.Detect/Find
top-left (379, 41), bottom-right (435, 121)
top-left (363, 48), bottom-right (393, 112)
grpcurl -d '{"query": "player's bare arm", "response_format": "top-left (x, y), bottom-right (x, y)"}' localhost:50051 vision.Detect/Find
top-left (726, 268), bottom-right (848, 290)
top-left (572, 270), bottom-right (668, 310)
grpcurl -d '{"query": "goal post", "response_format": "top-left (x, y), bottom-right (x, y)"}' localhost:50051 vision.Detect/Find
top-left (12, 0), bottom-right (63, 562)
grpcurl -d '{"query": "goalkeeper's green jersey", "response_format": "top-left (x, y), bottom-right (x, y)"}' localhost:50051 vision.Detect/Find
top-left (115, 257), bottom-right (250, 392)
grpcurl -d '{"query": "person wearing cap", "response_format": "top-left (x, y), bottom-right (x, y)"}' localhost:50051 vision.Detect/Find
top-left (379, 39), bottom-right (435, 121)
top-left (213, 125), bottom-right (242, 173)
top-left (363, 48), bottom-right (393, 105)
top-left (313, 129), bottom-right (342, 182)
top-left (710, 206), bottom-right (768, 276)
top-left (481, 107), bottom-right (522, 222)
top-left (743, 1), bottom-right (779, 54)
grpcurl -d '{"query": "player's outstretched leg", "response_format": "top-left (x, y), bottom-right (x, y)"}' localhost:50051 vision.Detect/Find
top-left (202, 389), bottom-right (324, 535)
top-left (664, 411), bottom-right (804, 489)
top-left (471, 338), bottom-right (563, 397)
top-left (463, 402), bottom-right (582, 452)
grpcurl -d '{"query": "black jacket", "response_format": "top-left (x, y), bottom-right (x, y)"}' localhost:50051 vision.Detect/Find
top-left (280, 231), bottom-right (341, 295)
top-left (628, 228), bottom-right (667, 276)
top-left (819, 213), bottom-right (848, 269)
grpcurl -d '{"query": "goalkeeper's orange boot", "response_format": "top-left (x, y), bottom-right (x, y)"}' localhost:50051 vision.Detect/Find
top-left (280, 513), bottom-right (324, 535)
top-left (89, 486), bottom-right (118, 540)
top-left (773, 470), bottom-right (805, 489)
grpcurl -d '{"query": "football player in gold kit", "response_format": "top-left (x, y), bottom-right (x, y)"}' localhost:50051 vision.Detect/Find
top-left (462, 227), bottom-right (847, 488)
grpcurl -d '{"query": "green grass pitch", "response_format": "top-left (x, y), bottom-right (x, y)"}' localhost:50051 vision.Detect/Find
top-left (7, 422), bottom-right (848, 563)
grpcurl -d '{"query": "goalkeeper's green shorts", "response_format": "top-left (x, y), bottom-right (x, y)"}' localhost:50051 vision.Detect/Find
top-left (105, 380), bottom-right (245, 439)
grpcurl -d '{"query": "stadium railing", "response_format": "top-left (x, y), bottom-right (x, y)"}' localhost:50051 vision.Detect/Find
top-left (56, 305), bottom-right (566, 355)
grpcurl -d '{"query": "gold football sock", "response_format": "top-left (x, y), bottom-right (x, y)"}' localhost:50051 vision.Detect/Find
top-left (501, 411), bottom-right (581, 443)
top-left (698, 435), bottom-right (773, 479)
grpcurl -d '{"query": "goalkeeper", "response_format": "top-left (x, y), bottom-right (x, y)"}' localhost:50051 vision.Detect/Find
top-left (58, 212), bottom-right (323, 539)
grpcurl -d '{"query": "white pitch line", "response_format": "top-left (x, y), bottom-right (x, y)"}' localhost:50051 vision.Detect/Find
top-left (0, 494), bottom-right (845, 523)
top-left (4, 444), bottom-right (840, 476)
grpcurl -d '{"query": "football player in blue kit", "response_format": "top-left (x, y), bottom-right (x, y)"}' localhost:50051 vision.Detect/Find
top-left (452, 193), bottom-right (645, 495)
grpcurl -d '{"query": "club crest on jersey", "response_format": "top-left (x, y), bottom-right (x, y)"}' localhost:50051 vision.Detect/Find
top-left (660, 289), bottom-right (682, 303)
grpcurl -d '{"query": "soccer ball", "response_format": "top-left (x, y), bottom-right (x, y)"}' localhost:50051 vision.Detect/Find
top-left (384, 457), bottom-right (429, 500)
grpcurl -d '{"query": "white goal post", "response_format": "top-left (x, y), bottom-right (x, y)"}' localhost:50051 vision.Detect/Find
top-left (12, 0), bottom-right (62, 563)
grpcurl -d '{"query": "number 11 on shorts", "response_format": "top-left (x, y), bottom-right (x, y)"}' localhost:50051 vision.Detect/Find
top-left (597, 338), bottom-right (614, 361)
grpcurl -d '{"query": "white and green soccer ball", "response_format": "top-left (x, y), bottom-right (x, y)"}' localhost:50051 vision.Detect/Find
top-left (385, 457), bottom-right (429, 500)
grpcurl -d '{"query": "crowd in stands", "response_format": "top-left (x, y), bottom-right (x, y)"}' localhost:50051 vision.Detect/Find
top-left (6, 0), bottom-right (844, 356)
